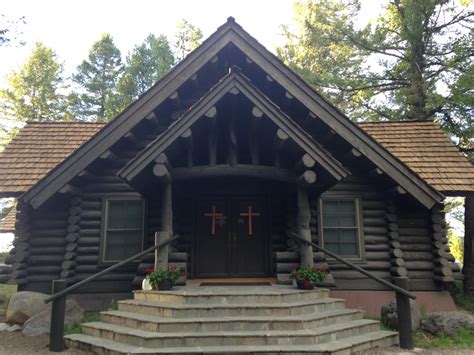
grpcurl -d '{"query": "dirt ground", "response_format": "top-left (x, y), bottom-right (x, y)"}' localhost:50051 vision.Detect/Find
top-left (360, 347), bottom-right (474, 354)
top-left (0, 332), bottom-right (90, 355)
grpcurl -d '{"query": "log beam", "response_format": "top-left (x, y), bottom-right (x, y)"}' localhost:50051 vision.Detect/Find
top-left (295, 153), bottom-right (316, 171)
top-left (181, 129), bottom-right (193, 168)
top-left (297, 170), bottom-right (317, 186)
top-left (153, 164), bottom-right (172, 182)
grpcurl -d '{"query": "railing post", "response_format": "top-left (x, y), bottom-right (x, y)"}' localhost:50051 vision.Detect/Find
top-left (394, 277), bottom-right (414, 349)
top-left (49, 279), bottom-right (67, 352)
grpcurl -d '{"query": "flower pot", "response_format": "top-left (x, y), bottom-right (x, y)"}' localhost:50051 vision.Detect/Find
top-left (157, 280), bottom-right (173, 291)
top-left (296, 280), bottom-right (315, 290)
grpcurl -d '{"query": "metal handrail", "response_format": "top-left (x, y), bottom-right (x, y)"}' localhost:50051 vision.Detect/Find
top-left (290, 232), bottom-right (415, 299)
top-left (290, 231), bottom-right (415, 349)
top-left (46, 233), bottom-right (179, 352)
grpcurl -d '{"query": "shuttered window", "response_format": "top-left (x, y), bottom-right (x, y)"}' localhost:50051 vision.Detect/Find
top-left (320, 198), bottom-right (362, 259)
top-left (101, 198), bottom-right (145, 263)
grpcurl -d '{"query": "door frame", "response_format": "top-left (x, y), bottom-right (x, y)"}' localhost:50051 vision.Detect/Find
top-left (192, 194), bottom-right (271, 278)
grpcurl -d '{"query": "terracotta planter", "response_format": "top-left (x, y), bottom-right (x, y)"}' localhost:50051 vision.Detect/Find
top-left (296, 280), bottom-right (315, 290)
top-left (157, 280), bottom-right (173, 291)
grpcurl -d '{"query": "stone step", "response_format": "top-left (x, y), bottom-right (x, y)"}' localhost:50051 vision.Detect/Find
top-left (100, 308), bottom-right (364, 332)
top-left (133, 286), bottom-right (330, 304)
top-left (118, 297), bottom-right (346, 318)
top-left (81, 319), bottom-right (381, 348)
top-left (65, 330), bottom-right (398, 354)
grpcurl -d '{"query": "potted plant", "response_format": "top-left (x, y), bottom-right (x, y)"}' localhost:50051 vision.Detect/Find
top-left (144, 266), bottom-right (184, 291)
top-left (289, 263), bottom-right (327, 290)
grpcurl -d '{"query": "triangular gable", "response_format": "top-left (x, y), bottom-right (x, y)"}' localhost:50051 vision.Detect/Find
top-left (21, 17), bottom-right (443, 209)
top-left (118, 68), bottom-right (349, 182)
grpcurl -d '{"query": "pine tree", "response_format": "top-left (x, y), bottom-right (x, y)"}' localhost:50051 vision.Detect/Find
top-left (70, 33), bottom-right (123, 122)
top-left (174, 19), bottom-right (203, 62)
top-left (278, 0), bottom-right (473, 156)
top-left (117, 34), bottom-right (174, 108)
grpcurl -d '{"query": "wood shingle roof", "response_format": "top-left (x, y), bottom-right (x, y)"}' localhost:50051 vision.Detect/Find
top-left (0, 122), bottom-right (104, 195)
top-left (0, 119), bottom-right (472, 197)
top-left (0, 207), bottom-right (16, 233)
top-left (359, 120), bottom-right (474, 193)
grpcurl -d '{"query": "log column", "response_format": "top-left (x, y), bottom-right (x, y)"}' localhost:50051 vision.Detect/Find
top-left (60, 195), bottom-right (82, 284)
top-left (386, 201), bottom-right (407, 278)
top-left (431, 203), bottom-right (454, 283)
top-left (8, 202), bottom-right (32, 287)
top-left (155, 181), bottom-right (172, 270)
top-left (464, 193), bottom-right (474, 294)
top-left (297, 187), bottom-right (313, 268)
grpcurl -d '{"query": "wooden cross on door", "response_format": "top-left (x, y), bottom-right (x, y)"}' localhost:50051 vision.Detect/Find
top-left (240, 205), bottom-right (260, 236)
top-left (204, 205), bottom-right (224, 236)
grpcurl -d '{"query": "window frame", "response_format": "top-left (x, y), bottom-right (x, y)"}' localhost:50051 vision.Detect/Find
top-left (99, 196), bottom-right (146, 264)
top-left (318, 194), bottom-right (365, 263)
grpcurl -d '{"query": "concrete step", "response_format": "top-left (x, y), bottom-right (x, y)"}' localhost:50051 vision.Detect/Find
top-left (81, 319), bottom-right (381, 348)
top-left (133, 286), bottom-right (330, 304)
top-left (65, 330), bottom-right (398, 354)
top-left (100, 308), bottom-right (364, 332)
top-left (118, 297), bottom-right (345, 318)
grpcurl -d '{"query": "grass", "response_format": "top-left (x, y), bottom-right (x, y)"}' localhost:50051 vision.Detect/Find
top-left (63, 311), bottom-right (101, 335)
top-left (0, 284), bottom-right (16, 298)
top-left (0, 252), bottom-right (9, 264)
top-left (453, 280), bottom-right (474, 313)
top-left (414, 328), bottom-right (474, 349)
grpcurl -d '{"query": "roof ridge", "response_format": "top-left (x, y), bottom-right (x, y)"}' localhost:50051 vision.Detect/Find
top-left (357, 119), bottom-right (436, 124)
top-left (25, 121), bottom-right (106, 125)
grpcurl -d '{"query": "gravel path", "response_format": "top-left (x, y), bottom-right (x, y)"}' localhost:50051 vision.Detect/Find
top-left (0, 332), bottom-right (90, 355)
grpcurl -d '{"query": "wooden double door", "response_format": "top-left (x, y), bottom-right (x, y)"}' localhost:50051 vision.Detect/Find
top-left (195, 197), bottom-right (268, 278)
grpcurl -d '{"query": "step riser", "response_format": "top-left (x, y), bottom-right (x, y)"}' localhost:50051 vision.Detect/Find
top-left (100, 312), bottom-right (363, 333)
top-left (133, 290), bottom-right (330, 304)
top-left (118, 300), bottom-right (345, 318)
top-left (81, 323), bottom-right (380, 348)
top-left (65, 334), bottom-right (398, 354)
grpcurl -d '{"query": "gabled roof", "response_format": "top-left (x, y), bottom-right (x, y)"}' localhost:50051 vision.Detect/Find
top-left (0, 122), bottom-right (103, 196)
top-left (119, 68), bottom-right (349, 182)
top-left (359, 120), bottom-right (474, 193)
top-left (16, 17), bottom-right (444, 209)
top-left (0, 207), bottom-right (16, 233)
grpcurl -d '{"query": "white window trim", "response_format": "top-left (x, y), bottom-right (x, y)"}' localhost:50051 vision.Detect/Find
top-left (318, 196), bottom-right (365, 262)
top-left (100, 197), bottom-right (146, 264)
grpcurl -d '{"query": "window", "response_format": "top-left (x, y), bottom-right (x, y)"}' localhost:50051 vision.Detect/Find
top-left (101, 198), bottom-right (145, 263)
top-left (320, 198), bottom-right (362, 259)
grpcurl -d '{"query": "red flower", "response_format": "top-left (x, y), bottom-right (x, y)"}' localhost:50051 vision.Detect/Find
top-left (181, 271), bottom-right (187, 277)
top-left (144, 268), bottom-right (154, 274)
top-left (291, 263), bottom-right (300, 270)
top-left (304, 280), bottom-right (310, 288)
top-left (293, 271), bottom-right (299, 279)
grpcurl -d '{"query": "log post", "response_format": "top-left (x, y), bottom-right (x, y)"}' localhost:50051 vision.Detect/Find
top-left (62, 194), bottom-right (82, 284)
top-left (156, 182), bottom-right (173, 270)
top-left (206, 106), bottom-right (218, 166)
top-left (297, 187), bottom-right (313, 268)
top-left (181, 129), bottom-right (193, 168)
top-left (249, 106), bottom-right (262, 165)
top-left (387, 201), bottom-right (407, 278)
top-left (465, 193), bottom-right (474, 294)
top-left (274, 129), bottom-right (289, 168)
top-left (394, 277), bottom-right (414, 349)
top-left (49, 279), bottom-right (67, 352)
top-left (431, 203), bottom-right (454, 284)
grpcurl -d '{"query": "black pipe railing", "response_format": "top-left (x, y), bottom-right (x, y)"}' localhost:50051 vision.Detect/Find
top-left (290, 231), bottom-right (415, 349)
top-left (45, 234), bottom-right (179, 352)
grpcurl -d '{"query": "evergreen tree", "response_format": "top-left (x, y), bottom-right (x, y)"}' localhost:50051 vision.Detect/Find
top-left (118, 34), bottom-right (174, 108)
top-left (0, 42), bottom-right (67, 122)
top-left (174, 19), bottom-right (203, 62)
top-left (70, 33), bottom-right (123, 122)
top-left (278, 0), bottom-right (473, 157)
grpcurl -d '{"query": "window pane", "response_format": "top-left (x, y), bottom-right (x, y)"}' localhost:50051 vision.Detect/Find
top-left (325, 242), bottom-right (339, 255)
top-left (323, 228), bottom-right (338, 242)
top-left (323, 215), bottom-right (339, 227)
top-left (323, 201), bottom-right (338, 215)
top-left (339, 229), bottom-right (357, 242)
top-left (105, 230), bottom-right (142, 261)
top-left (340, 243), bottom-right (358, 256)
top-left (339, 214), bottom-right (356, 227)
top-left (339, 201), bottom-right (355, 214)
top-left (108, 200), bottom-right (143, 229)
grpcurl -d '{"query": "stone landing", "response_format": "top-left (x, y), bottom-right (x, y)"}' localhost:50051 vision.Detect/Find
top-left (65, 285), bottom-right (398, 354)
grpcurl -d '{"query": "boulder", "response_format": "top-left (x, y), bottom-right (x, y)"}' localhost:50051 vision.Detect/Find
top-left (6, 291), bottom-right (48, 325)
top-left (380, 299), bottom-right (421, 331)
top-left (421, 312), bottom-right (474, 336)
top-left (0, 291), bottom-right (8, 317)
top-left (22, 299), bottom-right (83, 337)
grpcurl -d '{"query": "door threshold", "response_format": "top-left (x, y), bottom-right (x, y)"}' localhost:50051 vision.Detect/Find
top-left (190, 277), bottom-right (277, 286)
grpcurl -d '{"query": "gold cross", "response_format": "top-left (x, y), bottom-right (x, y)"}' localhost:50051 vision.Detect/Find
top-left (239, 205), bottom-right (260, 235)
top-left (204, 205), bottom-right (224, 236)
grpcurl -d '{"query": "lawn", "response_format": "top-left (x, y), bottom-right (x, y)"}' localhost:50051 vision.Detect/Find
top-left (0, 284), bottom-right (16, 298)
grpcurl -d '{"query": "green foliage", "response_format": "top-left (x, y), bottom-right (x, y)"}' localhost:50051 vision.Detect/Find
top-left (0, 14), bottom-right (25, 47)
top-left (0, 284), bottom-right (16, 298)
top-left (289, 263), bottom-right (327, 283)
top-left (63, 311), bottom-right (101, 335)
top-left (145, 266), bottom-right (182, 288)
top-left (453, 280), bottom-right (474, 313)
top-left (174, 19), bottom-right (203, 62)
top-left (414, 328), bottom-right (474, 349)
top-left (117, 34), bottom-right (174, 108)
top-left (448, 230), bottom-right (463, 263)
top-left (0, 42), bottom-right (67, 122)
top-left (70, 33), bottom-right (123, 122)
top-left (279, 0), bottom-right (474, 156)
